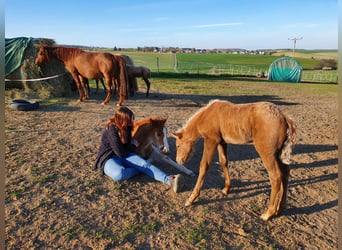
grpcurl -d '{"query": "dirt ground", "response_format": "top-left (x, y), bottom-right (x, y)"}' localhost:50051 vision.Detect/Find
top-left (5, 81), bottom-right (338, 249)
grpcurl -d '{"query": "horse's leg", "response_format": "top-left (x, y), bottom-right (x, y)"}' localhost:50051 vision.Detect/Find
top-left (117, 93), bottom-right (125, 106)
top-left (256, 144), bottom-right (284, 221)
top-left (112, 77), bottom-right (118, 96)
top-left (95, 79), bottom-right (99, 93)
top-left (150, 145), bottom-right (195, 176)
top-left (79, 76), bottom-right (89, 100)
top-left (185, 139), bottom-right (218, 206)
top-left (217, 142), bottom-right (231, 195)
top-left (71, 73), bottom-right (84, 101)
top-left (279, 162), bottom-right (290, 211)
top-left (143, 76), bottom-right (151, 97)
top-left (84, 77), bottom-right (91, 94)
top-left (129, 76), bottom-right (135, 96)
top-left (101, 75), bottom-right (113, 105)
top-left (100, 78), bottom-right (107, 93)
top-left (117, 76), bottom-right (125, 106)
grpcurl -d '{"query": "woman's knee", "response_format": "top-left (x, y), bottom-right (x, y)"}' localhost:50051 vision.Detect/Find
top-left (104, 159), bottom-right (125, 181)
top-left (104, 166), bottom-right (124, 181)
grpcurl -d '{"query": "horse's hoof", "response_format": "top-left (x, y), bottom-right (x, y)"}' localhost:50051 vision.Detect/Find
top-left (185, 200), bottom-right (193, 207)
top-left (222, 186), bottom-right (231, 195)
top-left (260, 211), bottom-right (271, 221)
top-left (116, 103), bottom-right (121, 107)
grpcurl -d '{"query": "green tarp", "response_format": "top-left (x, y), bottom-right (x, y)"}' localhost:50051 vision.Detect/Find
top-left (5, 37), bottom-right (33, 76)
top-left (268, 56), bottom-right (302, 83)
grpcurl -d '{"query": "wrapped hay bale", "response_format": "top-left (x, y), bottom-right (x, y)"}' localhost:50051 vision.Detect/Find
top-left (5, 37), bottom-right (74, 99)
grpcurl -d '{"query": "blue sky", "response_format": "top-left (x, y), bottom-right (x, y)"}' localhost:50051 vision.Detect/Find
top-left (5, 0), bottom-right (338, 50)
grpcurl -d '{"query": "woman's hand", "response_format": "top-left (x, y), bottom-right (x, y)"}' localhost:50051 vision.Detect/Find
top-left (131, 139), bottom-right (140, 147)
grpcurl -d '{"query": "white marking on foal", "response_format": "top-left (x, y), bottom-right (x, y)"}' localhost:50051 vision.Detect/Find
top-left (162, 127), bottom-right (170, 154)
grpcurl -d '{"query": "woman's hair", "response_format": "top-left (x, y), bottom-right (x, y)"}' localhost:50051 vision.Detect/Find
top-left (105, 106), bottom-right (134, 143)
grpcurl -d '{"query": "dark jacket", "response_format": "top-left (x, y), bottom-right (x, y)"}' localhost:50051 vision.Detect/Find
top-left (93, 125), bottom-right (136, 174)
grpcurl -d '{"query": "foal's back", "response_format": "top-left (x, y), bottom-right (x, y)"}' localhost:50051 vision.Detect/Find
top-left (200, 100), bottom-right (287, 145)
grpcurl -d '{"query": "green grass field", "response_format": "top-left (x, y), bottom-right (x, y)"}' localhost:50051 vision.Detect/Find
top-left (176, 53), bottom-right (325, 72)
top-left (98, 49), bottom-right (338, 83)
top-left (147, 73), bottom-right (338, 97)
top-left (100, 50), bottom-right (175, 72)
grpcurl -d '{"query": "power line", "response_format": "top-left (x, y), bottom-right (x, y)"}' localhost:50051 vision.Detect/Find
top-left (288, 37), bottom-right (303, 57)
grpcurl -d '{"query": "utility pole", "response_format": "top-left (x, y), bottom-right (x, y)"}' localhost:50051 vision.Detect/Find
top-left (288, 37), bottom-right (303, 57)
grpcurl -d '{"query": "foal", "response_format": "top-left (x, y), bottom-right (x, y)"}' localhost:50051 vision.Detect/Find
top-left (173, 99), bottom-right (296, 221)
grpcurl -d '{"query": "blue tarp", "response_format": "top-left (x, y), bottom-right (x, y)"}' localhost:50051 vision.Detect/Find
top-left (268, 56), bottom-right (302, 83)
top-left (5, 37), bottom-right (33, 76)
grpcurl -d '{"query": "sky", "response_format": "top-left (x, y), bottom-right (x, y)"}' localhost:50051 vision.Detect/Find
top-left (5, 0), bottom-right (338, 50)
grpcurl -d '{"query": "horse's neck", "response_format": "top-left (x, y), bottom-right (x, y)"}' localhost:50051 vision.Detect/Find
top-left (132, 118), bottom-right (153, 136)
top-left (133, 124), bottom-right (151, 142)
top-left (133, 124), bottom-right (153, 157)
top-left (48, 46), bottom-right (82, 63)
top-left (183, 114), bottom-right (202, 141)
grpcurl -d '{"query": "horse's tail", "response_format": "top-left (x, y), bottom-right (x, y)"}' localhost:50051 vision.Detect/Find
top-left (279, 115), bottom-right (296, 165)
top-left (115, 55), bottom-right (129, 99)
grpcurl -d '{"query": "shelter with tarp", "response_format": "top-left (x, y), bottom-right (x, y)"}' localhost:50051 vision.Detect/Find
top-left (268, 56), bottom-right (302, 83)
top-left (5, 37), bottom-right (73, 98)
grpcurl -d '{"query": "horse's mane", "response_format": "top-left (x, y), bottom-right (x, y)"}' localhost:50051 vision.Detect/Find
top-left (132, 117), bottom-right (158, 136)
top-left (184, 99), bottom-right (221, 128)
top-left (44, 46), bottom-right (84, 62)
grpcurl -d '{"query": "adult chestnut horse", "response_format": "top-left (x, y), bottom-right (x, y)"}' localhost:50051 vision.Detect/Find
top-left (84, 64), bottom-right (151, 97)
top-left (173, 99), bottom-right (296, 221)
top-left (35, 45), bottom-right (128, 105)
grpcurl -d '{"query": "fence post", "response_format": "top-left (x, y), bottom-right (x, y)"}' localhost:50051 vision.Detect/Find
top-left (156, 57), bottom-right (159, 74)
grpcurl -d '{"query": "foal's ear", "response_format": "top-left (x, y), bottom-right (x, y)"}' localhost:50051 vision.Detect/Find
top-left (161, 117), bottom-right (168, 124)
top-left (172, 131), bottom-right (183, 139)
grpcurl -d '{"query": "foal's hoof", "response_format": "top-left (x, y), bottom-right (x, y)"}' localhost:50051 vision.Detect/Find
top-left (116, 103), bottom-right (122, 107)
top-left (222, 186), bottom-right (231, 195)
top-left (260, 211), bottom-right (272, 221)
top-left (185, 200), bottom-right (193, 207)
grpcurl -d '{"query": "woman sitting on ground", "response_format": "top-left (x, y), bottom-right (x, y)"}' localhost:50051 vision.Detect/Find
top-left (93, 106), bottom-right (184, 193)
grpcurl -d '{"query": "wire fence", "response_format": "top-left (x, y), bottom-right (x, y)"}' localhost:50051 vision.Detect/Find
top-left (177, 62), bottom-right (338, 83)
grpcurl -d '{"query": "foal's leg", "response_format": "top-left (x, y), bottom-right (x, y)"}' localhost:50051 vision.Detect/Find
top-left (217, 143), bottom-right (231, 195)
top-left (257, 150), bottom-right (284, 221)
top-left (143, 77), bottom-right (151, 97)
top-left (279, 162), bottom-right (290, 211)
top-left (186, 139), bottom-right (218, 206)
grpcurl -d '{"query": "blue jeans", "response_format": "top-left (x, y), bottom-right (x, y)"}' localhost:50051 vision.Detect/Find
top-left (104, 153), bottom-right (170, 184)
